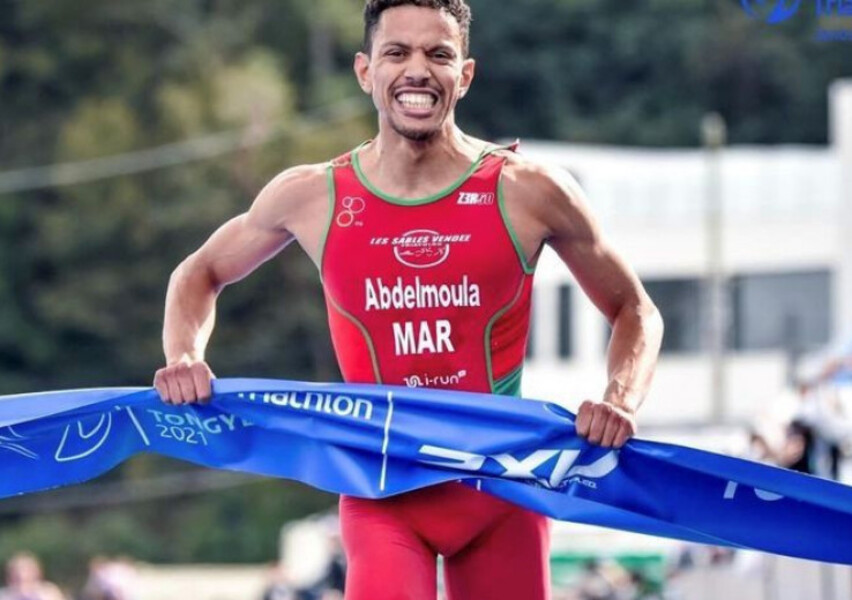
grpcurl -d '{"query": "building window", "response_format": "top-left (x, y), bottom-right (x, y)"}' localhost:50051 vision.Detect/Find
top-left (642, 278), bottom-right (704, 354)
top-left (558, 284), bottom-right (572, 358)
top-left (730, 271), bottom-right (831, 352)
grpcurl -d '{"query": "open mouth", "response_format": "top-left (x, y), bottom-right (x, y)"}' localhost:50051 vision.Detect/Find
top-left (394, 90), bottom-right (439, 114)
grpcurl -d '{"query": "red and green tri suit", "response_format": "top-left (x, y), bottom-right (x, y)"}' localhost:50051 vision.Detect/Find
top-left (320, 141), bottom-right (551, 600)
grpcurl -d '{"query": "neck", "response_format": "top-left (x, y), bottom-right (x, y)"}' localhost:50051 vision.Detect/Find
top-left (360, 119), bottom-right (484, 194)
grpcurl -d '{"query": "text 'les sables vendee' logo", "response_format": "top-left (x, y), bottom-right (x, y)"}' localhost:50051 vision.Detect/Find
top-left (741, 0), bottom-right (802, 24)
top-left (392, 230), bottom-right (471, 269)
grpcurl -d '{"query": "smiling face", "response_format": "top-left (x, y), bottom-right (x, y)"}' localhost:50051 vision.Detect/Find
top-left (355, 5), bottom-right (475, 143)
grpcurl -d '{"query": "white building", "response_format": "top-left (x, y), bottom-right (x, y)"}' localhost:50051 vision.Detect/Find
top-left (521, 80), bottom-right (852, 428)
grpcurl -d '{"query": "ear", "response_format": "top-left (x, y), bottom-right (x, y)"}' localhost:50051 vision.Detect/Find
top-left (458, 57), bottom-right (475, 99)
top-left (354, 52), bottom-right (372, 94)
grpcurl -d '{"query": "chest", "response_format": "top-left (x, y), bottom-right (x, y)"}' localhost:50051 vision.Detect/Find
top-left (321, 193), bottom-right (519, 295)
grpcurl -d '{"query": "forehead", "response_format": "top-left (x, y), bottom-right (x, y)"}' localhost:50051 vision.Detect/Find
top-left (8, 558), bottom-right (38, 572)
top-left (373, 5), bottom-right (463, 50)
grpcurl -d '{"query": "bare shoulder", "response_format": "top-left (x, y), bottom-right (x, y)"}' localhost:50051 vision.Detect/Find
top-left (499, 152), bottom-right (592, 242)
top-left (40, 583), bottom-right (66, 600)
top-left (499, 151), bottom-right (559, 196)
top-left (248, 162), bottom-right (330, 232)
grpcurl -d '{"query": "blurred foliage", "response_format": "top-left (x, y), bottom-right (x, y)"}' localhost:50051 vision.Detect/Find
top-left (0, 477), bottom-right (336, 585)
top-left (462, 0), bottom-right (852, 145)
top-left (0, 0), bottom-right (850, 578)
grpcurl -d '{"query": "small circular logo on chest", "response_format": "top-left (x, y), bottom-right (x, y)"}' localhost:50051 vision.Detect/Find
top-left (336, 196), bottom-right (365, 228)
top-left (393, 229), bottom-right (451, 269)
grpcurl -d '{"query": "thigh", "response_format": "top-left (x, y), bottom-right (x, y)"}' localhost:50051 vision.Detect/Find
top-left (339, 495), bottom-right (437, 600)
top-left (443, 505), bottom-right (551, 600)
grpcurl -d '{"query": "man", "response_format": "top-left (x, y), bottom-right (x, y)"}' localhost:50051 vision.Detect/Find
top-left (0, 553), bottom-right (66, 600)
top-left (154, 1), bottom-right (663, 598)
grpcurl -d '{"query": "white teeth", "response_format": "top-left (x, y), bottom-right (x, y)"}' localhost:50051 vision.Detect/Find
top-left (396, 93), bottom-right (436, 109)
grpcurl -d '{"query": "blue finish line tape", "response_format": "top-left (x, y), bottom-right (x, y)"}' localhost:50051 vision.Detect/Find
top-left (2, 378), bottom-right (851, 563)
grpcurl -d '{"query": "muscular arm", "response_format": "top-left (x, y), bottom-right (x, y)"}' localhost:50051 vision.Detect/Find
top-left (503, 160), bottom-right (664, 446)
top-left (156, 164), bottom-right (327, 403)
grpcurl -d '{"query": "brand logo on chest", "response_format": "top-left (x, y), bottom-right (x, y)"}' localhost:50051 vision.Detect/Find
top-left (336, 197), bottom-right (365, 228)
top-left (457, 192), bottom-right (495, 206)
top-left (368, 229), bottom-right (472, 269)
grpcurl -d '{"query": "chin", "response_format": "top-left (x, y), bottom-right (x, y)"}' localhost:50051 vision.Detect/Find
top-left (391, 122), bottom-right (441, 142)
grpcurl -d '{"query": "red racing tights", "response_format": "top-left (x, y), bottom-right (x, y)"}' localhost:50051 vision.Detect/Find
top-left (340, 481), bottom-right (551, 600)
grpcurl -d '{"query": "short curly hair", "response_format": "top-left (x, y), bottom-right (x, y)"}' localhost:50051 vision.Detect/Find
top-left (363, 0), bottom-right (473, 58)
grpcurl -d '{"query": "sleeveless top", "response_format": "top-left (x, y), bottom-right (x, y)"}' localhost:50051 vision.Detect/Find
top-left (319, 142), bottom-right (535, 397)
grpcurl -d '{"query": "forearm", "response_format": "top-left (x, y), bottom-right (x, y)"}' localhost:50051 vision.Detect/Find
top-left (163, 254), bottom-right (220, 364)
top-left (604, 300), bottom-right (663, 414)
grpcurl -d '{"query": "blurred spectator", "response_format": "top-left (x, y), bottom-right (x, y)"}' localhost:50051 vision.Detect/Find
top-left (746, 414), bottom-right (826, 476)
top-left (278, 513), bottom-right (346, 600)
top-left (790, 379), bottom-right (847, 478)
top-left (627, 569), bottom-right (662, 600)
top-left (321, 533), bottom-right (345, 597)
top-left (782, 419), bottom-right (816, 474)
top-left (0, 552), bottom-right (66, 600)
top-left (668, 543), bottom-right (735, 583)
top-left (261, 563), bottom-right (297, 600)
top-left (753, 378), bottom-right (849, 479)
top-left (80, 557), bottom-right (137, 600)
top-left (575, 558), bottom-right (632, 600)
top-left (816, 352), bottom-right (852, 385)
top-left (746, 429), bottom-right (776, 464)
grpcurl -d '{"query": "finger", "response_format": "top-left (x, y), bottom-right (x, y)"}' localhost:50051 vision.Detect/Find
top-left (165, 373), bottom-right (184, 405)
top-left (575, 401), bottom-right (594, 437)
top-left (600, 414), bottom-right (622, 448)
top-left (587, 404), bottom-right (611, 445)
top-left (153, 369), bottom-right (171, 403)
top-left (175, 366), bottom-right (197, 404)
top-left (613, 420), bottom-right (636, 448)
top-left (191, 363), bottom-right (213, 404)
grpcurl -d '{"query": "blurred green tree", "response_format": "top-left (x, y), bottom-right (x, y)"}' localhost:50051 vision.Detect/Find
top-left (0, 0), bottom-right (850, 576)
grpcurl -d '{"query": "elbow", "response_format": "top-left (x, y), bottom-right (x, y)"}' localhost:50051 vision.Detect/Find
top-left (168, 255), bottom-right (194, 292)
top-left (642, 298), bottom-right (664, 351)
top-left (169, 253), bottom-right (222, 296)
top-left (613, 295), bottom-right (664, 349)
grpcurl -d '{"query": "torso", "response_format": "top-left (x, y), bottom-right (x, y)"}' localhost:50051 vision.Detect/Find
top-left (309, 140), bottom-right (544, 395)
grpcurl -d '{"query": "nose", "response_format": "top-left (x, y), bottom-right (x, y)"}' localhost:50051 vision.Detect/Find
top-left (403, 51), bottom-right (431, 85)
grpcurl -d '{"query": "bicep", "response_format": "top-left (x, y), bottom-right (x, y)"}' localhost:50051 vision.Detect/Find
top-left (544, 170), bottom-right (647, 323)
top-left (187, 164), bottom-right (326, 289)
top-left (549, 234), bottom-right (646, 324)
top-left (192, 210), bottom-right (295, 290)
